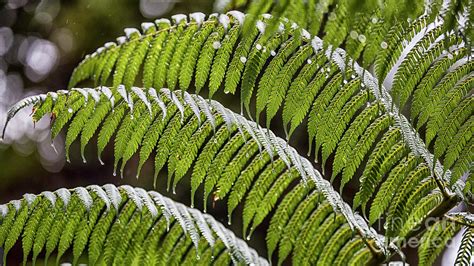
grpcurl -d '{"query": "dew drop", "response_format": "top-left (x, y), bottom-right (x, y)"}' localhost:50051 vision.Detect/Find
top-left (224, 90), bottom-right (229, 94)
top-left (240, 56), bottom-right (247, 63)
top-left (212, 41), bottom-right (221, 49)
top-left (256, 43), bottom-right (262, 50)
top-left (113, 171), bottom-right (117, 176)
top-left (350, 30), bottom-right (358, 39)
top-left (358, 34), bottom-right (366, 43)
top-left (343, 80), bottom-right (348, 84)
top-left (270, 50), bottom-right (276, 56)
top-left (307, 59), bottom-right (312, 64)
top-left (371, 17), bottom-right (378, 24)
top-left (380, 42), bottom-right (388, 49)
top-left (246, 236), bottom-right (251, 241)
top-left (68, 108), bottom-right (73, 113)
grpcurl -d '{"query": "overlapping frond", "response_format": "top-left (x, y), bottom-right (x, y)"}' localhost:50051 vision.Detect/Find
top-left (375, 10), bottom-right (473, 184)
top-left (455, 226), bottom-right (473, 265)
top-left (4, 87), bottom-right (392, 264)
top-left (214, 0), bottom-right (470, 68)
top-left (64, 10), bottom-right (464, 219)
top-left (0, 184), bottom-right (268, 265)
top-left (418, 218), bottom-right (462, 266)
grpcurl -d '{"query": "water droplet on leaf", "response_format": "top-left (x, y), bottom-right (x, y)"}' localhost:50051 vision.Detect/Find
top-left (212, 41), bottom-right (221, 49)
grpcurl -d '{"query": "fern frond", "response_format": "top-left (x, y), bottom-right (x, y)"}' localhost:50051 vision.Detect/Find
top-left (418, 219), bottom-right (461, 266)
top-left (283, 58), bottom-right (334, 138)
top-left (340, 114), bottom-right (392, 192)
top-left (432, 95), bottom-right (473, 164)
top-left (455, 227), bottom-right (473, 266)
top-left (6, 7), bottom-right (469, 262)
top-left (374, 17), bottom-right (421, 81)
top-left (449, 138), bottom-right (474, 183)
top-left (390, 33), bottom-right (464, 109)
top-left (353, 128), bottom-right (402, 210)
top-left (333, 238), bottom-right (366, 266)
top-left (399, 191), bottom-right (445, 238)
top-left (369, 154), bottom-right (419, 224)
top-left (417, 61), bottom-right (473, 141)
top-left (4, 86), bottom-right (390, 263)
top-left (410, 47), bottom-right (467, 121)
top-left (295, 214), bottom-right (347, 265)
top-left (431, 74), bottom-right (473, 155)
top-left (331, 102), bottom-right (379, 180)
top-left (58, 10), bottom-right (463, 214)
top-left (266, 182), bottom-right (311, 259)
top-left (386, 163), bottom-right (431, 236)
top-left (0, 185), bottom-right (268, 265)
top-left (277, 190), bottom-right (324, 263)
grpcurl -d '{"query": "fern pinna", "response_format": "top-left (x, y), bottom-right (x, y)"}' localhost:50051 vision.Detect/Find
top-left (0, 184), bottom-right (268, 265)
top-left (214, 0), bottom-right (473, 183)
top-left (215, 0), bottom-right (471, 68)
top-left (4, 87), bottom-right (389, 265)
top-left (64, 9), bottom-right (467, 234)
top-left (1, 4), bottom-right (472, 266)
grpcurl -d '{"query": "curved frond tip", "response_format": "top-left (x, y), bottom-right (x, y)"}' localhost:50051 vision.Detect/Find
top-left (0, 184), bottom-right (268, 265)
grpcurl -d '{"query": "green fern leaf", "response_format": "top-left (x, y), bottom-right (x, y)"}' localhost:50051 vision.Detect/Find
top-left (418, 220), bottom-right (460, 266)
top-left (333, 238), bottom-right (366, 266)
top-left (340, 113), bottom-right (392, 192)
top-left (369, 154), bottom-right (418, 224)
top-left (455, 227), bottom-right (474, 266)
top-left (331, 102), bottom-right (379, 180)
top-left (399, 192), bottom-right (444, 238)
